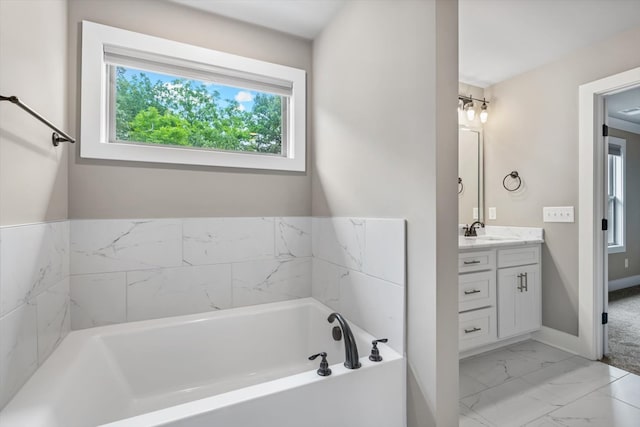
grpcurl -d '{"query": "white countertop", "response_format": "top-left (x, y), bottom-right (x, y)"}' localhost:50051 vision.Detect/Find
top-left (458, 225), bottom-right (544, 250)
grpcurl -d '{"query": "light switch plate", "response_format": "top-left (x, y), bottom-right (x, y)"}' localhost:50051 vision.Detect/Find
top-left (543, 206), bottom-right (574, 223)
top-left (473, 207), bottom-right (478, 220)
top-left (489, 207), bottom-right (497, 220)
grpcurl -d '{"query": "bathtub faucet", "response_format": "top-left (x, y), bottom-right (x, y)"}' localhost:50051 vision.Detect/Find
top-left (327, 313), bottom-right (361, 369)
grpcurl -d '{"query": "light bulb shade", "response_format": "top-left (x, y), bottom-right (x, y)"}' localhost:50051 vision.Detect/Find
top-left (465, 101), bottom-right (475, 121)
top-left (479, 103), bottom-right (488, 123)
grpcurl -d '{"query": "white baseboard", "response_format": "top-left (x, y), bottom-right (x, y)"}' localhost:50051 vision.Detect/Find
top-left (460, 326), bottom-right (589, 360)
top-left (608, 274), bottom-right (640, 292)
top-left (532, 326), bottom-right (584, 358)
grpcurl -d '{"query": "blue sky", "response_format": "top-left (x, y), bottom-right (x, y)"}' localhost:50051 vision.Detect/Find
top-left (121, 67), bottom-right (258, 111)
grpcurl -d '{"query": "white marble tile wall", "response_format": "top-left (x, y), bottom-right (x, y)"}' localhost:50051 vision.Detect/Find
top-left (311, 218), bottom-right (406, 353)
top-left (1, 221), bottom-right (69, 315)
top-left (70, 217), bottom-right (313, 328)
top-left (70, 272), bottom-right (126, 329)
top-left (232, 258), bottom-right (312, 307)
top-left (0, 221), bottom-right (70, 409)
top-left (127, 264), bottom-right (232, 321)
top-left (70, 219), bottom-right (182, 274)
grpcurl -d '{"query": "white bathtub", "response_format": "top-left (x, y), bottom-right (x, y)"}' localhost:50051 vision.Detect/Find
top-left (0, 298), bottom-right (405, 427)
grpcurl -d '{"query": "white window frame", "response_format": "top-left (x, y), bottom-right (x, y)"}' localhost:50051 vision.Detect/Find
top-left (607, 136), bottom-right (626, 254)
top-left (80, 21), bottom-right (306, 171)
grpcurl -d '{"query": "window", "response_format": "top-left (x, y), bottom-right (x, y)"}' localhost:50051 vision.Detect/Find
top-left (81, 21), bottom-right (306, 171)
top-left (607, 137), bottom-right (626, 254)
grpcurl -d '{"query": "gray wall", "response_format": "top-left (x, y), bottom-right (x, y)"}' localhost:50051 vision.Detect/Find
top-left (67, 0), bottom-right (313, 219)
top-left (609, 128), bottom-right (640, 282)
top-left (0, 0), bottom-right (68, 226)
top-left (484, 26), bottom-right (640, 335)
top-left (312, 1), bottom-right (459, 425)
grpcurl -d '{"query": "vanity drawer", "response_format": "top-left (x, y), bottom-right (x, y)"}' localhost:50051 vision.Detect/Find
top-left (458, 250), bottom-right (495, 273)
top-left (498, 245), bottom-right (540, 268)
top-left (459, 271), bottom-right (495, 312)
top-left (459, 306), bottom-right (497, 352)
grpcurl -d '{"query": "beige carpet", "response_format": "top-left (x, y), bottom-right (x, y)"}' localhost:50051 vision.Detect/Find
top-left (602, 284), bottom-right (640, 375)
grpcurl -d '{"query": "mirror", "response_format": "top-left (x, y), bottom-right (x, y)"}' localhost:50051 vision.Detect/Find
top-left (458, 127), bottom-right (483, 224)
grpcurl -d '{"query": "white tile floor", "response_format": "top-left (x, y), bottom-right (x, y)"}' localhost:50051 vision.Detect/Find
top-left (459, 340), bottom-right (640, 426)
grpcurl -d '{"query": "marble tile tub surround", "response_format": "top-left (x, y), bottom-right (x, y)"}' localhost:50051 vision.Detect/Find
top-left (70, 217), bottom-right (406, 353)
top-left (70, 217), bottom-right (313, 329)
top-left (311, 217), bottom-right (406, 353)
top-left (0, 221), bottom-right (71, 409)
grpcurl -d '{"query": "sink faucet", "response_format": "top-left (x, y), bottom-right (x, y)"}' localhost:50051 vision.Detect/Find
top-left (464, 221), bottom-right (485, 237)
top-left (327, 313), bottom-right (361, 369)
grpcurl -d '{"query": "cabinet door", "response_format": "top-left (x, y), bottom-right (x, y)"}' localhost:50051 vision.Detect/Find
top-left (518, 264), bottom-right (541, 332)
top-left (497, 264), bottom-right (541, 339)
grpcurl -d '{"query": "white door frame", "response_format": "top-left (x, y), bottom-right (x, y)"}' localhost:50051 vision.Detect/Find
top-left (578, 66), bottom-right (640, 360)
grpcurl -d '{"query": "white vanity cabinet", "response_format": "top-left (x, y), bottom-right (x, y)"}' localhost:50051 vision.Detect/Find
top-left (458, 242), bottom-right (542, 355)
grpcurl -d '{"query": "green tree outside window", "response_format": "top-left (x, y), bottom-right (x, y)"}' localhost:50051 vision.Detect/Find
top-left (115, 67), bottom-right (283, 154)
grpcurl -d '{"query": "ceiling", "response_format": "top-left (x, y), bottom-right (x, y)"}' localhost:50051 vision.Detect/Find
top-left (607, 86), bottom-right (640, 126)
top-left (460, 0), bottom-right (640, 87)
top-left (168, 0), bottom-right (345, 39)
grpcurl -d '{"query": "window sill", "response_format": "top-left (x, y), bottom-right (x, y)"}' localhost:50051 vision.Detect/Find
top-left (608, 245), bottom-right (626, 254)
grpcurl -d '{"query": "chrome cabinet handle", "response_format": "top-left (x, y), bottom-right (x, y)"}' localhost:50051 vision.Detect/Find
top-left (464, 289), bottom-right (481, 295)
top-left (463, 260), bottom-right (481, 265)
top-left (464, 327), bottom-right (482, 334)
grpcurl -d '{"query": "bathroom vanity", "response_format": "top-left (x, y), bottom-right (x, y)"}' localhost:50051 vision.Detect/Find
top-left (457, 227), bottom-right (544, 357)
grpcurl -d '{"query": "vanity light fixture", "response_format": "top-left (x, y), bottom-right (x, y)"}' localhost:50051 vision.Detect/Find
top-left (479, 99), bottom-right (489, 123)
top-left (465, 100), bottom-right (475, 121)
top-left (458, 94), bottom-right (490, 123)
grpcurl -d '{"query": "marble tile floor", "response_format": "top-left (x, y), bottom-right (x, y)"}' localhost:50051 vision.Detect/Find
top-left (460, 340), bottom-right (640, 426)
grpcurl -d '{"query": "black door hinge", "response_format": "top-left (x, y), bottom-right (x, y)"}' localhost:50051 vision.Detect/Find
top-left (603, 124), bottom-right (609, 137)
top-left (602, 312), bottom-right (608, 325)
top-left (602, 218), bottom-right (608, 231)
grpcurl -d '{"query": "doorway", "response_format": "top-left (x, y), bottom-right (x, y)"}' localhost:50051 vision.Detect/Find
top-left (577, 66), bottom-right (640, 363)
top-left (601, 87), bottom-right (640, 374)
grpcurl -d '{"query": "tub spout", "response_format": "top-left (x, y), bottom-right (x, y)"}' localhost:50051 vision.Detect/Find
top-left (327, 313), bottom-right (361, 369)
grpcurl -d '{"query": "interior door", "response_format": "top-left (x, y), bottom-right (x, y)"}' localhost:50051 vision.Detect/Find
top-left (497, 265), bottom-right (541, 339)
top-left (518, 264), bottom-right (542, 333)
top-left (497, 267), bottom-right (518, 339)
